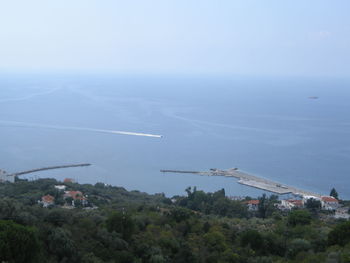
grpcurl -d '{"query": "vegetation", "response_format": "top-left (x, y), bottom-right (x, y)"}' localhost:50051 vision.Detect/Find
top-left (0, 220), bottom-right (40, 263)
top-left (0, 178), bottom-right (348, 262)
top-left (330, 188), bottom-right (339, 200)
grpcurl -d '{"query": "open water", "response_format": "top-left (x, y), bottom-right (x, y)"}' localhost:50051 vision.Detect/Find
top-left (0, 74), bottom-right (349, 198)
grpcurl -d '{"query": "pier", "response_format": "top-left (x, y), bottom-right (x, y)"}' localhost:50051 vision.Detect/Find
top-left (1, 163), bottom-right (91, 183)
top-left (10, 163), bottom-right (91, 177)
top-left (161, 168), bottom-right (322, 198)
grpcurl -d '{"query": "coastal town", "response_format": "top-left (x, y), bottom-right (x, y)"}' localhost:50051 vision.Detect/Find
top-left (0, 173), bottom-right (349, 262)
top-left (162, 168), bottom-right (350, 219)
top-left (38, 178), bottom-right (95, 209)
top-left (31, 176), bottom-right (350, 220)
top-left (2, 166), bottom-right (349, 219)
top-left (242, 195), bottom-right (349, 219)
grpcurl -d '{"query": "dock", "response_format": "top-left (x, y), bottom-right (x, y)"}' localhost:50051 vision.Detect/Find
top-left (10, 163), bottom-right (91, 177)
top-left (161, 168), bottom-right (322, 198)
top-left (1, 163), bottom-right (91, 183)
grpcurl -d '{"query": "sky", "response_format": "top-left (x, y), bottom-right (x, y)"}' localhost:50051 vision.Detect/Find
top-left (0, 0), bottom-right (349, 77)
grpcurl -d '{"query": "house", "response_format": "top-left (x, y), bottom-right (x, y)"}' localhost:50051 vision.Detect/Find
top-left (54, 185), bottom-right (67, 191)
top-left (334, 207), bottom-right (350, 219)
top-left (321, 196), bottom-right (339, 210)
top-left (64, 178), bottom-right (75, 183)
top-left (40, 195), bottom-right (55, 208)
top-left (228, 196), bottom-right (245, 201)
top-left (0, 170), bottom-right (15, 183)
top-left (278, 200), bottom-right (293, 211)
top-left (64, 190), bottom-right (84, 199)
top-left (64, 190), bottom-right (88, 206)
top-left (245, 200), bottom-right (259, 211)
top-left (288, 199), bottom-right (304, 208)
top-left (279, 199), bottom-right (304, 211)
top-left (302, 195), bottom-right (322, 208)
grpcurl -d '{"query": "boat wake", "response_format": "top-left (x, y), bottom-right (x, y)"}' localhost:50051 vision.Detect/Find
top-left (0, 120), bottom-right (163, 138)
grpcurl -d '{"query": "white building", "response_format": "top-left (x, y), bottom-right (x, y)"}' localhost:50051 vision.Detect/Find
top-left (0, 170), bottom-right (15, 183)
top-left (54, 185), bottom-right (67, 191)
top-left (245, 200), bottom-right (259, 211)
top-left (279, 199), bottom-right (304, 211)
top-left (39, 195), bottom-right (55, 208)
top-left (64, 191), bottom-right (88, 206)
top-left (321, 196), bottom-right (340, 210)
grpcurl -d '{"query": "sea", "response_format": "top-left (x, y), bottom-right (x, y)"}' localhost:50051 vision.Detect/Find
top-left (0, 73), bottom-right (349, 199)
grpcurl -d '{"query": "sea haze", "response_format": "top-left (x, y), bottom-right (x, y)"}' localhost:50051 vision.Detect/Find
top-left (0, 74), bottom-right (349, 198)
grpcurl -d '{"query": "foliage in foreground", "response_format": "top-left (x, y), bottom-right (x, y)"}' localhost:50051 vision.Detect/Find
top-left (0, 178), bottom-right (348, 263)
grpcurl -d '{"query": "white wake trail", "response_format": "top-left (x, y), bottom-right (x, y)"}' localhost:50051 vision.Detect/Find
top-left (0, 121), bottom-right (163, 138)
top-left (0, 88), bottom-right (61, 103)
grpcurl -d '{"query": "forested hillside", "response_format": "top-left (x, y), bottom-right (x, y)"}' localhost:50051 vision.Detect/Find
top-left (0, 178), bottom-right (349, 263)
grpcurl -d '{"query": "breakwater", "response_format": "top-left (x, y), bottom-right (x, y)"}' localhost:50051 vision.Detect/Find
top-left (161, 168), bottom-right (322, 198)
top-left (10, 163), bottom-right (91, 177)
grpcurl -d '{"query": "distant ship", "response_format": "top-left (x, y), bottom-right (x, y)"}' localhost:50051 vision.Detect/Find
top-left (308, 96), bottom-right (319, 99)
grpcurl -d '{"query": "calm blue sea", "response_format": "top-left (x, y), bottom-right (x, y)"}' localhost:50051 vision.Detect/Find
top-left (0, 74), bottom-right (349, 198)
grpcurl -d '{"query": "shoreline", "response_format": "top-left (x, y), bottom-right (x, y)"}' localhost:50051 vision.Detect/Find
top-left (161, 168), bottom-right (323, 198)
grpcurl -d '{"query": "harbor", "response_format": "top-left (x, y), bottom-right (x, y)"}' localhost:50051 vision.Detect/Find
top-left (161, 168), bottom-right (322, 198)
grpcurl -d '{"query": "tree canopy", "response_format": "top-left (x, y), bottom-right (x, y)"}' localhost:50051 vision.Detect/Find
top-left (0, 220), bottom-right (40, 263)
top-left (0, 178), bottom-right (348, 262)
top-left (330, 188), bottom-right (339, 200)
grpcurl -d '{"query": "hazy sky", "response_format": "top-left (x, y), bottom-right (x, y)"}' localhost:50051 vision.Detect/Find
top-left (0, 1), bottom-right (349, 77)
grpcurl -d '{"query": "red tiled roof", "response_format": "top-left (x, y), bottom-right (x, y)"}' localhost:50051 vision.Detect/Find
top-left (64, 191), bottom-right (85, 200)
top-left (321, 196), bottom-right (338, 202)
top-left (287, 200), bottom-right (303, 206)
top-left (246, 200), bottom-right (259, 205)
top-left (64, 178), bottom-right (74, 183)
top-left (42, 195), bottom-right (55, 203)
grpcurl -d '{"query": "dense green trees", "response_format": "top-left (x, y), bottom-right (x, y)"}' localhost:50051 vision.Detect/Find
top-left (287, 210), bottom-right (312, 226)
top-left (0, 178), bottom-right (348, 262)
top-left (330, 188), bottom-right (339, 199)
top-left (240, 229), bottom-right (264, 251)
top-left (328, 221), bottom-right (350, 247)
top-left (0, 220), bottom-right (40, 263)
top-left (305, 198), bottom-right (322, 212)
top-left (258, 194), bottom-right (278, 219)
top-left (47, 227), bottom-right (77, 262)
top-left (176, 187), bottom-right (248, 218)
top-left (106, 211), bottom-right (135, 240)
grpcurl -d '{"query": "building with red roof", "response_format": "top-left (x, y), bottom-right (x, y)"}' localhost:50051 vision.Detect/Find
top-left (278, 199), bottom-right (304, 211)
top-left (64, 190), bottom-right (88, 206)
top-left (245, 200), bottom-right (260, 211)
top-left (64, 190), bottom-right (84, 200)
top-left (288, 199), bottom-right (303, 207)
top-left (321, 196), bottom-right (338, 203)
top-left (40, 194), bottom-right (55, 208)
top-left (64, 178), bottom-right (75, 183)
top-left (321, 196), bottom-right (339, 210)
